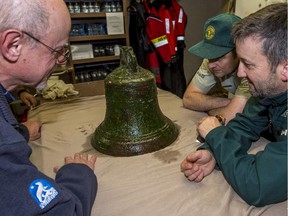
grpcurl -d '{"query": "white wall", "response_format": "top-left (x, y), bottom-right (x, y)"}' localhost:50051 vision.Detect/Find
top-left (178, 0), bottom-right (286, 84)
top-left (177, 0), bottom-right (224, 84)
top-left (235, 0), bottom-right (287, 18)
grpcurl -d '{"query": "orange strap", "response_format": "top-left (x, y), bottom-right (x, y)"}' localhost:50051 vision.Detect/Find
top-left (215, 114), bottom-right (226, 125)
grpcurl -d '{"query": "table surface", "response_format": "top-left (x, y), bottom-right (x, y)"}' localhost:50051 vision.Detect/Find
top-left (28, 89), bottom-right (286, 216)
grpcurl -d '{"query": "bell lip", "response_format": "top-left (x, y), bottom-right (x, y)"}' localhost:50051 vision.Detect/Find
top-left (91, 123), bottom-right (179, 157)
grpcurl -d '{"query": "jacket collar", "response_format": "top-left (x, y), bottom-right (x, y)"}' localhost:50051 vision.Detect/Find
top-left (260, 91), bottom-right (287, 107)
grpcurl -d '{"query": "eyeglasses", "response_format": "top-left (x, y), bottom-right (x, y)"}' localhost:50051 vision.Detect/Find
top-left (22, 31), bottom-right (70, 64)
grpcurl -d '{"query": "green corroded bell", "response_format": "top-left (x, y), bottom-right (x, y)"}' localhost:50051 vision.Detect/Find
top-left (91, 46), bottom-right (179, 156)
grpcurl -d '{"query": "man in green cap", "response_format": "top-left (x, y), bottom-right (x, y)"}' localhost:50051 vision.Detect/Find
top-left (181, 3), bottom-right (287, 207)
top-left (183, 13), bottom-right (250, 123)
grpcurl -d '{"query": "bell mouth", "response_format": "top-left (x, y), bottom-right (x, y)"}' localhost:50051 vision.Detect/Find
top-left (92, 119), bottom-right (179, 157)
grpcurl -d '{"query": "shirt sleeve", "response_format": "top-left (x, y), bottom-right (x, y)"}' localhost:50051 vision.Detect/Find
top-left (234, 77), bottom-right (251, 99)
top-left (55, 164), bottom-right (97, 216)
top-left (191, 59), bottom-right (216, 94)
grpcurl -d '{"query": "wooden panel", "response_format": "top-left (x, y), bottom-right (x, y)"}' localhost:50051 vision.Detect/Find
top-left (70, 34), bottom-right (126, 42)
top-left (73, 80), bottom-right (105, 96)
top-left (72, 56), bottom-right (120, 65)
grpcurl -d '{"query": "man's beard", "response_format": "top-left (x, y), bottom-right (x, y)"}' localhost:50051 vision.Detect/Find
top-left (250, 73), bottom-right (281, 98)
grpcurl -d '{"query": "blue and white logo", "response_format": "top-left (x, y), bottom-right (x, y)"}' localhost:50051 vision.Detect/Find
top-left (29, 179), bottom-right (59, 209)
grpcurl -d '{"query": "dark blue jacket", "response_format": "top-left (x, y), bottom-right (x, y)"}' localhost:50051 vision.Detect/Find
top-left (0, 88), bottom-right (97, 216)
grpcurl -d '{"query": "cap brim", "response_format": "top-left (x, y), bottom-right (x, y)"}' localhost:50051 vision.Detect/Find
top-left (188, 41), bottom-right (234, 59)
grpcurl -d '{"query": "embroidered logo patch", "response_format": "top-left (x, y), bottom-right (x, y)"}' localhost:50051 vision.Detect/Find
top-left (29, 179), bottom-right (58, 209)
top-left (205, 25), bottom-right (215, 40)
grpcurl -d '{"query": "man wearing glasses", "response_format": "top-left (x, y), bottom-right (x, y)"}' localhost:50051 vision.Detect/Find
top-left (0, 0), bottom-right (97, 215)
top-left (21, 31), bottom-right (70, 90)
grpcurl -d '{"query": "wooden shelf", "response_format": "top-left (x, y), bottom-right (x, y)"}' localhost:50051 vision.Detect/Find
top-left (70, 34), bottom-right (126, 42)
top-left (70, 12), bottom-right (107, 19)
top-left (64, 0), bottom-right (129, 84)
top-left (70, 12), bottom-right (125, 19)
top-left (73, 80), bottom-right (105, 96)
top-left (72, 55), bottom-right (120, 65)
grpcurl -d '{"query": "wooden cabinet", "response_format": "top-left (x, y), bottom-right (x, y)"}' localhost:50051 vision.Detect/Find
top-left (61, 0), bottom-right (130, 84)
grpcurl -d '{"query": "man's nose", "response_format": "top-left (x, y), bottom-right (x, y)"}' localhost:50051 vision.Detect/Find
top-left (237, 62), bottom-right (246, 78)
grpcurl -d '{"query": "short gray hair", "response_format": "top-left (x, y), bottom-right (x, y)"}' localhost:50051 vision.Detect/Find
top-left (0, 0), bottom-right (50, 40)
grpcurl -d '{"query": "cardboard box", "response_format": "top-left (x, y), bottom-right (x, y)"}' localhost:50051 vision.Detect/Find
top-left (71, 44), bottom-right (94, 60)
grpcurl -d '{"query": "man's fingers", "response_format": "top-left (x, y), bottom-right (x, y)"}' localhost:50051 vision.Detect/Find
top-left (183, 164), bottom-right (199, 177)
top-left (53, 166), bottom-right (60, 173)
top-left (23, 99), bottom-right (31, 107)
top-left (89, 154), bottom-right (97, 164)
top-left (180, 160), bottom-right (193, 172)
top-left (82, 152), bottom-right (88, 161)
top-left (56, 153), bottom-right (97, 173)
top-left (186, 151), bottom-right (201, 162)
top-left (64, 156), bottom-right (73, 164)
top-left (194, 172), bottom-right (204, 183)
top-left (74, 153), bottom-right (80, 160)
top-left (187, 168), bottom-right (202, 182)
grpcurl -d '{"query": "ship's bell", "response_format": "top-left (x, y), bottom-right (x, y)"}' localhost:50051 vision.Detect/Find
top-left (91, 46), bottom-right (179, 156)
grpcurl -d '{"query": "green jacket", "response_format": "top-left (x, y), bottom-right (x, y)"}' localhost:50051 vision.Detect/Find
top-left (202, 92), bottom-right (287, 207)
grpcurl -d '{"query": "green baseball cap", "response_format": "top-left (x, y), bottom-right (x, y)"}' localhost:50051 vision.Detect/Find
top-left (188, 13), bottom-right (241, 59)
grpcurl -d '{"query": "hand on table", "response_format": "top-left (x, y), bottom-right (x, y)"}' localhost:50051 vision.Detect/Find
top-left (53, 153), bottom-right (97, 173)
top-left (22, 120), bottom-right (42, 141)
top-left (181, 150), bottom-right (216, 182)
top-left (19, 91), bottom-right (37, 108)
top-left (197, 116), bottom-right (223, 140)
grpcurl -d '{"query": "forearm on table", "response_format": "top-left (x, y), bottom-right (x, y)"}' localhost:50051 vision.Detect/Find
top-left (206, 126), bottom-right (287, 207)
top-left (183, 92), bottom-right (230, 112)
top-left (208, 96), bottom-right (248, 123)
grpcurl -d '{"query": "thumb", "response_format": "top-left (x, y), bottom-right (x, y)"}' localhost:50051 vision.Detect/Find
top-left (186, 151), bottom-right (202, 162)
top-left (23, 99), bottom-right (31, 107)
top-left (53, 166), bottom-right (60, 173)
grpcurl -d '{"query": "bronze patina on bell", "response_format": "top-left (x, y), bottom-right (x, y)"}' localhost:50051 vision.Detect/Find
top-left (91, 46), bottom-right (179, 156)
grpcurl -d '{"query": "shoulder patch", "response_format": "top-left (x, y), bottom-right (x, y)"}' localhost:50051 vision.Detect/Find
top-left (196, 71), bottom-right (206, 79)
top-left (29, 179), bottom-right (58, 209)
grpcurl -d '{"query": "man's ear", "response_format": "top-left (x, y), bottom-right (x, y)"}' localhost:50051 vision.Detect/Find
top-left (0, 30), bottom-right (23, 62)
top-left (280, 61), bottom-right (288, 82)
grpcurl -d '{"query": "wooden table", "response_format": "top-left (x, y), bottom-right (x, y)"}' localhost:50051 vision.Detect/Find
top-left (28, 89), bottom-right (286, 216)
